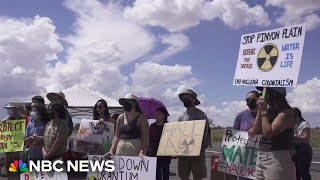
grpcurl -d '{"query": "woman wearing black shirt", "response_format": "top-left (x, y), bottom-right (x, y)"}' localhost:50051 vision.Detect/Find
top-left (149, 108), bottom-right (171, 180)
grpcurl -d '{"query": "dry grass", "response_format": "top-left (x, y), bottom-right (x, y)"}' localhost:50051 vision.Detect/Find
top-left (211, 128), bottom-right (320, 148)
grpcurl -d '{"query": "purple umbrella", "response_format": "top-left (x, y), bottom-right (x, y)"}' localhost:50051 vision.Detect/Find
top-left (138, 97), bottom-right (170, 119)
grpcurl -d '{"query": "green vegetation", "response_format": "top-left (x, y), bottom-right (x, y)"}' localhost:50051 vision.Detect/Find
top-left (211, 128), bottom-right (320, 148)
top-left (311, 128), bottom-right (320, 148)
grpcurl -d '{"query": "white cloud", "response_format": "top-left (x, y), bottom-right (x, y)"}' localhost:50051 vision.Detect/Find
top-left (124, 0), bottom-right (270, 32)
top-left (131, 61), bottom-right (192, 86)
top-left (202, 0), bottom-right (271, 29)
top-left (38, 0), bottom-right (156, 96)
top-left (288, 77), bottom-right (320, 113)
top-left (64, 0), bottom-right (156, 65)
top-left (266, 0), bottom-right (320, 31)
top-left (0, 15), bottom-right (63, 98)
top-left (200, 101), bottom-right (247, 127)
top-left (151, 33), bottom-right (190, 62)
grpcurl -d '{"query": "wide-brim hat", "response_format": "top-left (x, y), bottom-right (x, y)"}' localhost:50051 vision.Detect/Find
top-left (179, 89), bottom-right (200, 105)
top-left (47, 91), bottom-right (68, 106)
top-left (256, 87), bottom-right (286, 97)
top-left (3, 102), bottom-right (19, 109)
top-left (119, 94), bottom-right (139, 106)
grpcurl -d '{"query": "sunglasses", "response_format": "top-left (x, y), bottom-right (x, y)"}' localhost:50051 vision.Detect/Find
top-left (246, 98), bottom-right (257, 101)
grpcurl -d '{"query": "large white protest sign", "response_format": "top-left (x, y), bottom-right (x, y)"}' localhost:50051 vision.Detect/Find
top-left (87, 155), bottom-right (157, 180)
top-left (75, 119), bottom-right (114, 154)
top-left (157, 120), bottom-right (206, 156)
top-left (233, 23), bottom-right (306, 87)
top-left (20, 171), bottom-right (68, 180)
top-left (217, 129), bottom-right (261, 179)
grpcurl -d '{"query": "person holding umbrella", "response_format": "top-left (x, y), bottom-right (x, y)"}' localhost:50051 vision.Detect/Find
top-left (148, 107), bottom-right (171, 180)
top-left (177, 89), bottom-right (210, 180)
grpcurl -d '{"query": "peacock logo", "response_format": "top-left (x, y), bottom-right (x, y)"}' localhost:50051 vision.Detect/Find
top-left (9, 160), bottom-right (28, 173)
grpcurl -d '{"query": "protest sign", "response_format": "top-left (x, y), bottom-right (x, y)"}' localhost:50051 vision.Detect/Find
top-left (157, 120), bottom-right (206, 156)
top-left (0, 119), bottom-right (26, 153)
top-left (20, 171), bottom-right (68, 180)
top-left (87, 155), bottom-right (157, 180)
top-left (75, 119), bottom-right (114, 154)
top-left (233, 23), bottom-right (306, 87)
top-left (217, 129), bottom-right (261, 179)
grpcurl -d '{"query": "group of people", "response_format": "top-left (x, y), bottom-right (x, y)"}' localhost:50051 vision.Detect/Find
top-left (0, 87), bottom-right (313, 180)
top-left (0, 89), bottom-right (210, 180)
top-left (1, 92), bottom-right (73, 180)
top-left (103, 90), bottom-right (210, 180)
top-left (234, 87), bottom-right (312, 180)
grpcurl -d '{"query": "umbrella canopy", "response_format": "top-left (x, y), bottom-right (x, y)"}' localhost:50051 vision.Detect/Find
top-left (138, 97), bottom-right (169, 119)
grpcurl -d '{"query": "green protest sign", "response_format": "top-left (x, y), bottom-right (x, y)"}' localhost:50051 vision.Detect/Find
top-left (217, 129), bottom-right (261, 179)
top-left (0, 119), bottom-right (26, 153)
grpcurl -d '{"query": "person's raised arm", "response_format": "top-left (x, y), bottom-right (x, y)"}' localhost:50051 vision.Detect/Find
top-left (252, 110), bottom-right (263, 135)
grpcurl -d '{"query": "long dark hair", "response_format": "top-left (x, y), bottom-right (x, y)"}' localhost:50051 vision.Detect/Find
top-left (267, 89), bottom-right (291, 120)
top-left (93, 99), bottom-right (110, 120)
top-left (31, 103), bottom-right (50, 123)
top-left (133, 100), bottom-right (143, 114)
top-left (292, 107), bottom-right (305, 123)
top-left (156, 108), bottom-right (168, 123)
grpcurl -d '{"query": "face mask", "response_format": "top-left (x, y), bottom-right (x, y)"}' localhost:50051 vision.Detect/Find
top-left (123, 103), bottom-right (133, 112)
top-left (247, 100), bottom-right (257, 110)
top-left (30, 111), bottom-right (38, 120)
top-left (6, 109), bottom-right (14, 116)
top-left (183, 100), bottom-right (192, 108)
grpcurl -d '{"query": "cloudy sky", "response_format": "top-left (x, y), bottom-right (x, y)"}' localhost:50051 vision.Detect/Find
top-left (0, 0), bottom-right (319, 127)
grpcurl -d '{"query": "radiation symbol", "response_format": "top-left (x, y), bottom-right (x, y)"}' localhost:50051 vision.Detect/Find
top-left (257, 44), bottom-right (279, 72)
top-left (180, 137), bottom-right (195, 154)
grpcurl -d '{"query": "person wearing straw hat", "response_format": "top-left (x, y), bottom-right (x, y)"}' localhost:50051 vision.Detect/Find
top-left (47, 91), bottom-right (73, 137)
top-left (177, 89), bottom-right (210, 180)
top-left (3, 102), bottom-right (22, 121)
top-left (104, 94), bottom-right (149, 157)
top-left (2, 102), bottom-right (23, 180)
top-left (252, 87), bottom-right (296, 180)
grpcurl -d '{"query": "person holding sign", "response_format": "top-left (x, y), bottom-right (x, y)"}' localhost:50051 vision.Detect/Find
top-left (292, 107), bottom-right (312, 180)
top-left (232, 91), bottom-right (259, 180)
top-left (177, 89), bottom-right (210, 180)
top-left (148, 108), bottom-right (171, 180)
top-left (43, 103), bottom-right (69, 161)
top-left (3, 102), bottom-right (23, 180)
top-left (252, 87), bottom-right (296, 180)
top-left (25, 103), bottom-right (49, 161)
top-left (93, 99), bottom-right (116, 129)
top-left (105, 94), bottom-right (149, 156)
top-left (47, 91), bottom-right (73, 137)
